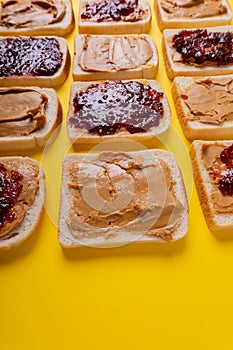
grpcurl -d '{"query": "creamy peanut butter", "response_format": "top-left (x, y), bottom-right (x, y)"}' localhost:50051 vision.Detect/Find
top-left (0, 0), bottom-right (66, 28)
top-left (0, 160), bottom-right (39, 239)
top-left (181, 77), bottom-right (233, 124)
top-left (161, 0), bottom-right (227, 18)
top-left (202, 143), bottom-right (233, 212)
top-left (0, 88), bottom-right (47, 137)
top-left (66, 152), bottom-right (184, 241)
top-left (79, 35), bottom-right (153, 72)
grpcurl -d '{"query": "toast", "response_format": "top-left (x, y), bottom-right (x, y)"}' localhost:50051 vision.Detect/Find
top-left (172, 75), bottom-right (233, 141)
top-left (0, 36), bottom-right (70, 88)
top-left (67, 79), bottom-right (170, 145)
top-left (0, 87), bottom-right (62, 153)
top-left (78, 0), bottom-right (151, 34)
top-left (0, 0), bottom-right (75, 36)
top-left (163, 26), bottom-right (233, 80)
top-left (156, 0), bottom-right (232, 31)
top-left (190, 140), bottom-right (233, 231)
top-left (0, 157), bottom-right (45, 251)
top-left (73, 34), bottom-right (158, 81)
top-left (58, 150), bottom-right (188, 249)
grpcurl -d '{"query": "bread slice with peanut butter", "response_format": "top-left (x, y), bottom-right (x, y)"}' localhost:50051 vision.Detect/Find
top-left (0, 0), bottom-right (75, 36)
top-left (58, 150), bottom-right (188, 249)
top-left (0, 157), bottom-right (45, 252)
top-left (73, 34), bottom-right (158, 81)
top-left (0, 87), bottom-right (62, 153)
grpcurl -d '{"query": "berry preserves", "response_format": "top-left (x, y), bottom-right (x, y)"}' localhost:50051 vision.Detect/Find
top-left (70, 81), bottom-right (164, 135)
top-left (0, 37), bottom-right (63, 77)
top-left (0, 163), bottom-right (23, 229)
top-left (81, 0), bottom-right (145, 22)
top-left (172, 29), bottom-right (233, 66)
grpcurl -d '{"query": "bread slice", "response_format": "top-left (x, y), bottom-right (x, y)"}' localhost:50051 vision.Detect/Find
top-left (163, 26), bottom-right (233, 80)
top-left (156, 0), bottom-right (232, 31)
top-left (190, 140), bottom-right (233, 231)
top-left (67, 79), bottom-right (170, 145)
top-left (0, 87), bottom-right (62, 153)
top-left (0, 0), bottom-right (74, 36)
top-left (58, 150), bottom-right (188, 249)
top-left (172, 75), bottom-right (233, 141)
top-left (0, 157), bottom-right (45, 252)
top-left (0, 36), bottom-right (70, 87)
top-left (78, 0), bottom-right (151, 34)
top-left (73, 34), bottom-right (158, 81)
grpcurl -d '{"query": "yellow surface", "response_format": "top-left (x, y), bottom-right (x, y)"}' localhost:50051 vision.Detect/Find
top-left (1, 1), bottom-right (233, 349)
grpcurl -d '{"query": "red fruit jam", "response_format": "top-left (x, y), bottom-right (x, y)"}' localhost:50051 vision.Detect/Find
top-left (0, 37), bottom-right (63, 77)
top-left (218, 145), bottom-right (233, 195)
top-left (172, 29), bottom-right (233, 66)
top-left (81, 0), bottom-right (145, 22)
top-left (0, 163), bottom-right (23, 229)
top-left (70, 81), bottom-right (164, 136)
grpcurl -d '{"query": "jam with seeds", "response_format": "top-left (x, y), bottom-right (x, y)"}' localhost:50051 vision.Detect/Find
top-left (172, 29), bottom-right (233, 66)
top-left (0, 163), bottom-right (23, 229)
top-left (0, 37), bottom-right (63, 77)
top-left (81, 0), bottom-right (145, 22)
top-left (70, 81), bottom-right (164, 136)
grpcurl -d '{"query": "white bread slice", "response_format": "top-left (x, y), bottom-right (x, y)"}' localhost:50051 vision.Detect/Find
top-left (163, 26), bottom-right (233, 80)
top-left (190, 140), bottom-right (233, 231)
top-left (67, 79), bottom-right (170, 145)
top-left (0, 87), bottom-right (62, 153)
top-left (58, 150), bottom-right (188, 249)
top-left (172, 75), bottom-right (233, 141)
top-left (78, 0), bottom-right (151, 34)
top-left (73, 34), bottom-right (158, 81)
top-left (0, 157), bottom-right (45, 252)
top-left (0, 0), bottom-right (75, 36)
top-left (156, 0), bottom-right (232, 31)
top-left (0, 36), bottom-right (70, 88)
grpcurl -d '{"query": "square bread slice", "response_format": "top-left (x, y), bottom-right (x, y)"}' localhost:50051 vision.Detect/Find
top-left (67, 79), bottom-right (171, 145)
top-left (156, 0), bottom-right (232, 31)
top-left (58, 150), bottom-right (188, 249)
top-left (163, 26), bottom-right (233, 80)
top-left (190, 140), bottom-right (233, 231)
top-left (73, 34), bottom-right (158, 81)
top-left (78, 0), bottom-right (151, 34)
top-left (0, 0), bottom-right (75, 36)
top-left (172, 75), bottom-right (233, 141)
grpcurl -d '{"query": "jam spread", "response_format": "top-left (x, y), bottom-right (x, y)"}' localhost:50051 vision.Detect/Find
top-left (0, 163), bottom-right (23, 232)
top-left (0, 37), bottom-right (63, 77)
top-left (172, 29), bottom-right (233, 66)
top-left (70, 81), bottom-right (164, 135)
top-left (81, 0), bottom-right (145, 22)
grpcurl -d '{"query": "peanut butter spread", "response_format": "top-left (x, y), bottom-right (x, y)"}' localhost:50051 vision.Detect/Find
top-left (161, 0), bottom-right (227, 18)
top-left (202, 143), bottom-right (233, 212)
top-left (0, 88), bottom-right (47, 137)
top-left (79, 35), bottom-right (153, 72)
top-left (0, 0), bottom-right (66, 28)
top-left (182, 77), bottom-right (233, 124)
top-left (66, 152), bottom-right (184, 241)
top-left (0, 160), bottom-right (39, 239)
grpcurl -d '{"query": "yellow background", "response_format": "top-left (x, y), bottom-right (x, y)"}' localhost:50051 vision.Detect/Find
top-left (1, 1), bottom-right (233, 349)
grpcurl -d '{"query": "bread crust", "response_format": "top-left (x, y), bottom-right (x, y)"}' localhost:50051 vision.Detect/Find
top-left (163, 26), bottom-right (233, 80)
top-left (0, 36), bottom-right (70, 87)
top-left (58, 150), bottom-right (188, 249)
top-left (172, 75), bottom-right (233, 141)
top-left (0, 87), bottom-right (62, 153)
top-left (190, 140), bottom-right (233, 231)
top-left (73, 34), bottom-right (158, 81)
top-left (0, 157), bottom-right (45, 252)
top-left (67, 79), bottom-right (170, 145)
top-left (78, 0), bottom-right (151, 34)
top-left (156, 0), bottom-right (232, 31)
top-left (0, 0), bottom-right (75, 36)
